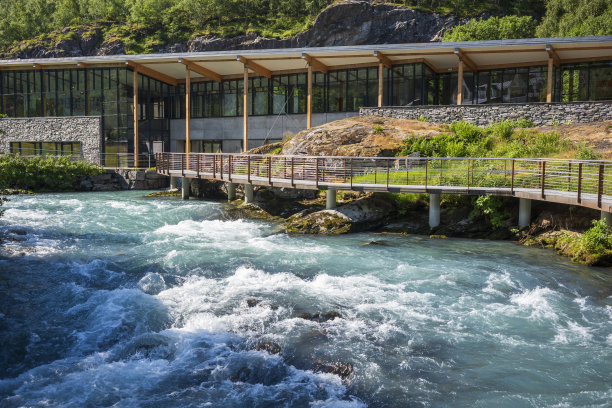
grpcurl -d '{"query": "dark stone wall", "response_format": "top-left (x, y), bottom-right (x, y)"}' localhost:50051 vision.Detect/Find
top-left (360, 102), bottom-right (612, 126)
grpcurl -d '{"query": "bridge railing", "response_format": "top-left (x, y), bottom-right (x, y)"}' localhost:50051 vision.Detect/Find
top-left (156, 152), bottom-right (612, 205)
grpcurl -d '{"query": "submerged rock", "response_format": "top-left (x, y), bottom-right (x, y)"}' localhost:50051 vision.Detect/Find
top-left (254, 341), bottom-right (282, 355)
top-left (313, 360), bottom-right (354, 379)
top-left (297, 311), bottom-right (342, 323)
top-left (138, 272), bottom-right (167, 295)
top-left (246, 298), bottom-right (261, 308)
top-left (146, 189), bottom-right (180, 197)
top-left (360, 240), bottom-right (391, 247)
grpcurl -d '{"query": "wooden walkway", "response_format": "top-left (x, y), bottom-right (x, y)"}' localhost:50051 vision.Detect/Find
top-left (155, 153), bottom-right (612, 212)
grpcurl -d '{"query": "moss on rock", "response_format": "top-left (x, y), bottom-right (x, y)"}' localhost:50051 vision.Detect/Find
top-left (285, 210), bottom-right (352, 235)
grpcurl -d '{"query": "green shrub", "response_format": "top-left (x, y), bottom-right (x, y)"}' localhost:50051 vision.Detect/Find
top-left (448, 120), bottom-right (483, 143)
top-left (515, 118), bottom-right (535, 128)
top-left (576, 143), bottom-right (599, 160)
top-left (418, 115), bottom-right (429, 122)
top-left (581, 219), bottom-right (612, 253)
top-left (374, 125), bottom-right (384, 134)
top-left (470, 195), bottom-right (512, 228)
top-left (0, 154), bottom-right (104, 192)
top-left (486, 119), bottom-right (515, 140)
top-left (532, 131), bottom-right (568, 157)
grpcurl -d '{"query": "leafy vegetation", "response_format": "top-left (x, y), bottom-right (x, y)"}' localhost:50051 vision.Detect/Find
top-left (2, 0), bottom-right (607, 55)
top-left (398, 119), bottom-right (579, 159)
top-left (442, 15), bottom-right (537, 42)
top-left (0, 154), bottom-right (104, 192)
top-left (552, 220), bottom-right (612, 265)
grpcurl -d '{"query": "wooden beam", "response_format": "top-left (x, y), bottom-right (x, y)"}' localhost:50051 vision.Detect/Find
top-left (133, 70), bottom-right (139, 167)
top-left (179, 58), bottom-right (222, 82)
top-left (307, 64), bottom-right (312, 129)
top-left (186, 67), bottom-right (191, 155)
top-left (546, 44), bottom-right (561, 68)
top-left (374, 51), bottom-right (392, 69)
top-left (243, 66), bottom-right (249, 151)
top-left (477, 60), bottom-right (549, 71)
top-left (422, 58), bottom-right (439, 74)
top-left (556, 55), bottom-right (612, 65)
top-left (126, 60), bottom-right (178, 86)
top-left (378, 62), bottom-right (384, 107)
top-left (302, 53), bottom-right (328, 74)
top-left (454, 48), bottom-right (478, 73)
top-left (238, 56), bottom-right (271, 78)
top-left (546, 57), bottom-right (553, 103)
top-left (457, 60), bottom-right (463, 105)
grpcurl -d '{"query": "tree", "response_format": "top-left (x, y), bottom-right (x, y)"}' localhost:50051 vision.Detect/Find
top-left (442, 15), bottom-right (537, 42)
top-left (536, 0), bottom-right (612, 37)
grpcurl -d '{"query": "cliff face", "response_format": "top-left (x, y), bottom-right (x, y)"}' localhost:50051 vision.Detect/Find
top-left (1, 1), bottom-right (458, 59)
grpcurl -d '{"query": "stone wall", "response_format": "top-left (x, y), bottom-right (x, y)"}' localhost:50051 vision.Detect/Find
top-left (77, 169), bottom-right (169, 191)
top-left (360, 102), bottom-right (612, 126)
top-left (0, 116), bottom-right (102, 163)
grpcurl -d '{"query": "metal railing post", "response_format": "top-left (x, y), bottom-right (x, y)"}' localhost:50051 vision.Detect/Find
top-left (196, 154), bottom-right (200, 178)
top-left (541, 160), bottom-right (546, 198)
top-left (268, 156), bottom-right (272, 185)
top-left (291, 157), bottom-right (294, 186)
top-left (386, 159), bottom-right (390, 190)
top-left (316, 158), bottom-right (319, 189)
top-left (568, 162), bottom-right (572, 191)
top-left (598, 164), bottom-right (604, 208)
top-left (424, 158), bottom-right (428, 189)
top-left (181, 154), bottom-right (185, 176)
top-left (213, 154), bottom-right (216, 179)
top-left (511, 159), bottom-right (515, 194)
top-left (350, 158), bottom-right (353, 189)
top-left (247, 155), bottom-right (251, 183)
top-left (577, 162), bottom-right (582, 203)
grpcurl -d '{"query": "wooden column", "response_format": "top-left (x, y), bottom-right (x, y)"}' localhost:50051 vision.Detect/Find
top-left (307, 64), bottom-right (313, 129)
top-left (185, 67), bottom-right (191, 154)
top-left (378, 62), bottom-right (384, 107)
top-left (546, 57), bottom-right (553, 103)
top-left (133, 69), bottom-right (139, 167)
top-left (457, 60), bottom-right (463, 105)
top-left (243, 66), bottom-right (249, 152)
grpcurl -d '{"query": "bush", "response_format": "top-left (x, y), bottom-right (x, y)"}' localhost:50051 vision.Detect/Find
top-left (581, 219), bottom-right (612, 253)
top-left (448, 120), bottom-right (483, 143)
top-left (515, 118), bottom-right (535, 128)
top-left (418, 115), bottom-right (429, 122)
top-left (486, 119), bottom-right (515, 140)
top-left (576, 143), bottom-right (600, 160)
top-left (470, 195), bottom-right (512, 228)
top-left (0, 155), bottom-right (104, 191)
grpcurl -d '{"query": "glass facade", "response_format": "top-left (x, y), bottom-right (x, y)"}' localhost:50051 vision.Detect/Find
top-left (0, 60), bottom-right (610, 158)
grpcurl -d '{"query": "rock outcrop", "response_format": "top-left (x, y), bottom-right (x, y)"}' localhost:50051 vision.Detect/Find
top-left (1, 1), bottom-right (458, 59)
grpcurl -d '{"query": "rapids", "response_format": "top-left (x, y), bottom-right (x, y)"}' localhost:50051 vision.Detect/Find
top-left (0, 191), bottom-right (610, 407)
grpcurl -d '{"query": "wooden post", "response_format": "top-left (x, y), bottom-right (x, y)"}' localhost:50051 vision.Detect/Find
top-left (185, 67), bottom-right (191, 154)
top-left (546, 58), bottom-right (553, 103)
top-left (307, 64), bottom-right (313, 129)
top-left (133, 69), bottom-right (139, 167)
top-left (243, 66), bottom-right (249, 152)
top-left (378, 62), bottom-right (384, 107)
top-left (457, 60), bottom-right (463, 106)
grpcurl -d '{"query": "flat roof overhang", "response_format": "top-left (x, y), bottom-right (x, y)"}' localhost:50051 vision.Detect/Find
top-left (1, 36), bottom-right (611, 85)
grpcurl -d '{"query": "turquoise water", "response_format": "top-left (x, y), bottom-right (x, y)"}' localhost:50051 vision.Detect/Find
top-left (0, 191), bottom-right (610, 407)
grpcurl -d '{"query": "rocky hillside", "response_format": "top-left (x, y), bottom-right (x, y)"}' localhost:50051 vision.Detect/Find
top-left (1, 1), bottom-right (459, 59)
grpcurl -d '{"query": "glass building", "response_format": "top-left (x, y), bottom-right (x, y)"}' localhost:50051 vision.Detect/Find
top-left (1, 37), bottom-right (611, 164)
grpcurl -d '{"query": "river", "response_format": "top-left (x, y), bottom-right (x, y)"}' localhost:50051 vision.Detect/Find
top-left (0, 191), bottom-right (610, 407)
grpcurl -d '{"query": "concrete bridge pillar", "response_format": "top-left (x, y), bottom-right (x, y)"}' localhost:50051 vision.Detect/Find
top-left (519, 198), bottom-right (532, 229)
top-left (227, 183), bottom-right (237, 201)
top-left (326, 189), bottom-right (337, 210)
top-left (244, 184), bottom-right (254, 204)
top-left (170, 176), bottom-right (178, 190)
top-left (601, 210), bottom-right (612, 225)
top-left (181, 178), bottom-right (190, 200)
top-left (429, 193), bottom-right (440, 229)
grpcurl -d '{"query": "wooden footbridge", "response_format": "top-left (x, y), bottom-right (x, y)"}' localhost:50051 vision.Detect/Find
top-left (155, 152), bottom-right (612, 227)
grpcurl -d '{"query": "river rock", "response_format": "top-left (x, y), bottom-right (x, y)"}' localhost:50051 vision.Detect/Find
top-left (297, 311), bottom-right (342, 323)
top-left (138, 272), bottom-right (167, 295)
top-left (313, 360), bottom-right (354, 379)
top-left (254, 341), bottom-right (282, 355)
top-left (285, 210), bottom-right (352, 235)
